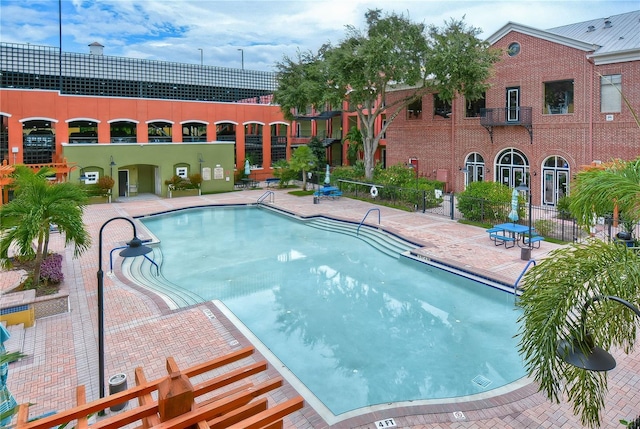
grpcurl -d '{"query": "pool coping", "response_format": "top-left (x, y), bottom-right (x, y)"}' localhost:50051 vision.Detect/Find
top-left (120, 202), bottom-right (547, 428)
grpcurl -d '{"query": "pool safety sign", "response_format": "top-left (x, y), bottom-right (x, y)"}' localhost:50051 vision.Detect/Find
top-left (374, 418), bottom-right (396, 428)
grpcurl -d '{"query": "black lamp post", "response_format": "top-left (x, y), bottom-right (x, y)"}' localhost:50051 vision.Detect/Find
top-left (557, 295), bottom-right (640, 371)
top-left (516, 182), bottom-right (533, 260)
top-left (109, 156), bottom-right (116, 178)
top-left (97, 217), bottom-right (151, 413)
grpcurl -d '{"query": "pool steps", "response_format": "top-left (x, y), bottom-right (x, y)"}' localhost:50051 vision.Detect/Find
top-left (121, 248), bottom-right (205, 309)
top-left (303, 217), bottom-right (417, 258)
top-left (119, 216), bottom-right (417, 309)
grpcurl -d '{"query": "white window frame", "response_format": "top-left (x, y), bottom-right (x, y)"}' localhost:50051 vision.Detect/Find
top-left (84, 171), bottom-right (99, 184)
top-left (176, 167), bottom-right (188, 178)
top-left (600, 74), bottom-right (621, 113)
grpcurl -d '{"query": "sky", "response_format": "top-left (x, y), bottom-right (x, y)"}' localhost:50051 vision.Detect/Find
top-left (1, 0), bottom-right (638, 72)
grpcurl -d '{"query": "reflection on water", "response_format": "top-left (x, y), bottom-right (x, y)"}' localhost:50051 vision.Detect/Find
top-left (141, 206), bottom-right (525, 415)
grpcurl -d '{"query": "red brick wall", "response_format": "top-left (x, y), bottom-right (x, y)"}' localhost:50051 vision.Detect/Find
top-left (386, 29), bottom-right (640, 196)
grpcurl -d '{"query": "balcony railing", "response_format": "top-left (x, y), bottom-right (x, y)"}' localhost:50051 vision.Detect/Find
top-left (479, 107), bottom-right (533, 144)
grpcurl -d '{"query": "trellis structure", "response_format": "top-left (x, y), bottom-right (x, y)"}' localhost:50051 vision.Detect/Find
top-left (14, 346), bottom-right (304, 429)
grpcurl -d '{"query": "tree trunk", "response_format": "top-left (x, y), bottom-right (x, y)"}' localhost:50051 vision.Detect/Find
top-left (302, 170), bottom-right (308, 191)
top-left (32, 233), bottom-right (45, 285)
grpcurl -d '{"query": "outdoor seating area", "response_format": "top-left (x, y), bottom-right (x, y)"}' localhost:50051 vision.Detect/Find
top-left (266, 177), bottom-right (280, 187)
top-left (487, 223), bottom-right (544, 249)
top-left (313, 186), bottom-right (342, 199)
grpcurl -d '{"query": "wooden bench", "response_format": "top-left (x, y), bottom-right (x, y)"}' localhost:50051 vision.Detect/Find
top-left (489, 232), bottom-right (516, 248)
top-left (266, 178), bottom-right (280, 187)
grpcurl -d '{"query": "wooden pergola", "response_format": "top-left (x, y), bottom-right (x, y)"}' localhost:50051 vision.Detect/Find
top-left (14, 346), bottom-right (304, 429)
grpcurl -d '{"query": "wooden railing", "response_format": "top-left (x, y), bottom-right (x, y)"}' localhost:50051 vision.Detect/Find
top-left (15, 346), bottom-right (304, 429)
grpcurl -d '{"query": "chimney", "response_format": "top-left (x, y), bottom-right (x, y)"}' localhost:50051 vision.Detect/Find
top-left (89, 42), bottom-right (104, 56)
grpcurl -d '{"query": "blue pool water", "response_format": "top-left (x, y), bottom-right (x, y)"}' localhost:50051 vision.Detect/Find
top-left (139, 206), bottom-right (526, 416)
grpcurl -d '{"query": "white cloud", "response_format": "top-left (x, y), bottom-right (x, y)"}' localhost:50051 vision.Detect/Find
top-left (1, 0), bottom-right (638, 71)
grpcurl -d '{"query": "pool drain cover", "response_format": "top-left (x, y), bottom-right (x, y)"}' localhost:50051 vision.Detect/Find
top-left (472, 375), bottom-right (492, 388)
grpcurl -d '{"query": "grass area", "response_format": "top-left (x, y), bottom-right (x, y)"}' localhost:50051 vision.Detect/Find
top-left (288, 189), bottom-right (315, 197)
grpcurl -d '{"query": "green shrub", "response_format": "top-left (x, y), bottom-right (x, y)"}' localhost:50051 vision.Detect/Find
top-left (556, 195), bottom-right (573, 220)
top-left (457, 181), bottom-right (513, 222)
top-left (271, 160), bottom-right (298, 188)
top-left (533, 219), bottom-right (554, 237)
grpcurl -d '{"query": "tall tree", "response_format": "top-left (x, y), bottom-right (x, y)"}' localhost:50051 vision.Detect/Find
top-left (0, 166), bottom-right (90, 285)
top-left (274, 9), bottom-right (500, 179)
top-left (517, 157), bottom-right (640, 428)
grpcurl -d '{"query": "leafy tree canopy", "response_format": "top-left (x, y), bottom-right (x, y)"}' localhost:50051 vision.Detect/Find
top-left (274, 9), bottom-right (500, 179)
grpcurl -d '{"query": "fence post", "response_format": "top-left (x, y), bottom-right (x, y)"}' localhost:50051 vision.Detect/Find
top-left (450, 193), bottom-right (455, 219)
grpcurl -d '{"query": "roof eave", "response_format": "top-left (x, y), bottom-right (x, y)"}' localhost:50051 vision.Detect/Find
top-left (588, 48), bottom-right (640, 65)
top-left (486, 22), bottom-right (597, 52)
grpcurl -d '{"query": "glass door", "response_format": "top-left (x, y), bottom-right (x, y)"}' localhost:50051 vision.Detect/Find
top-left (507, 87), bottom-right (520, 122)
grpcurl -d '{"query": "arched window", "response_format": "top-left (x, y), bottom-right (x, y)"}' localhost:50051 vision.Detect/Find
top-left (463, 153), bottom-right (485, 187)
top-left (22, 119), bottom-right (56, 164)
top-left (110, 120), bottom-right (137, 143)
top-left (496, 148), bottom-right (529, 188)
top-left (542, 156), bottom-right (570, 206)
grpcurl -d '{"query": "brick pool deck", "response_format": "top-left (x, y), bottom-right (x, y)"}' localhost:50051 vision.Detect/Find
top-left (2, 189), bottom-right (639, 428)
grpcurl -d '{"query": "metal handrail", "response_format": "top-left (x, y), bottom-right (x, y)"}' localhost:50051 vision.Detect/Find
top-left (257, 190), bottom-right (274, 204)
top-left (514, 259), bottom-right (536, 300)
top-left (110, 246), bottom-right (159, 275)
top-left (357, 208), bottom-right (381, 236)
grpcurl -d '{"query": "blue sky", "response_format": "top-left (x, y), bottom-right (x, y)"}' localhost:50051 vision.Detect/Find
top-left (1, 0), bottom-right (638, 71)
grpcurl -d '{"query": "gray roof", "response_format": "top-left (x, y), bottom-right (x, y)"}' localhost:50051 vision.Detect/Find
top-left (487, 10), bottom-right (640, 65)
top-left (546, 10), bottom-right (640, 58)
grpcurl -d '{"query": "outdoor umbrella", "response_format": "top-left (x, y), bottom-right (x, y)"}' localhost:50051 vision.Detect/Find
top-left (244, 159), bottom-right (250, 176)
top-left (508, 188), bottom-right (519, 223)
top-left (324, 164), bottom-right (331, 185)
top-left (0, 325), bottom-right (17, 426)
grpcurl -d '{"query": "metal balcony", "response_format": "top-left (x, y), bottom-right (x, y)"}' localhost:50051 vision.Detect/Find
top-left (480, 107), bottom-right (533, 144)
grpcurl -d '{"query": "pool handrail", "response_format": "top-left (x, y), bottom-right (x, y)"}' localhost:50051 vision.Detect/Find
top-left (110, 245), bottom-right (159, 275)
top-left (257, 190), bottom-right (274, 204)
top-left (357, 208), bottom-right (381, 236)
top-left (514, 259), bottom-right (536, 299)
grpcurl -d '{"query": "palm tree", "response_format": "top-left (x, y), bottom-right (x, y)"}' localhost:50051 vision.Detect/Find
top-left (0, 166), bottom-right (90, 285)
top-left (517, 157), bottom-right (640, 428)
top-left (343, 127), bottom-right (363, 166)
top-left (289, 145), bottom-right (317, 191)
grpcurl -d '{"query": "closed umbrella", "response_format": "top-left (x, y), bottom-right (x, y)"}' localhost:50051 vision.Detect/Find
top-left (508, 188), bottom-right (519, 223)
top-left (244, 159), bottom-right (250, 176)
top-left (324, 164), bottom-right (331, 185)
top-left (0, 325), bottom-right (17, 426)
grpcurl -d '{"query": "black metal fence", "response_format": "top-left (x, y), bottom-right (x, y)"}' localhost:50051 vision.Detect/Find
top-left (327, 179), bottom-right (635, 243)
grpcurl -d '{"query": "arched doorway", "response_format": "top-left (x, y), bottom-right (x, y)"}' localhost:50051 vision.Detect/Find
top-left (463, 152), bottom-right (485, 188)
top-left (542, 155), bottom-right (570, 206)
top-left (496, 148), bottom-right (529, 188)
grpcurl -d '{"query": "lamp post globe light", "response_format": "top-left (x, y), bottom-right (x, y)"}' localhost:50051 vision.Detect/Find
top-left (97, 217), bottom-right (152, 412)
top-left (516, 182), bottom-right (532, 260)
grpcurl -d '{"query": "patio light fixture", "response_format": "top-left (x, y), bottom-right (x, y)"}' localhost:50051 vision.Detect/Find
top-left (97, 217), bottom-right (152, 413)
top-left (516, 182), bottom-right (533, 259)
top-left (557, 295), bottom-right (640, 371)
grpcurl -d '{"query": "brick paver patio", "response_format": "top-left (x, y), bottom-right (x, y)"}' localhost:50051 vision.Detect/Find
top-left (2, 189), bottom-right (638, 428)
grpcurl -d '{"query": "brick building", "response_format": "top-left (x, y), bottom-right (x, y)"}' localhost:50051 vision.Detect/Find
top-left (0, 42), bottom-right (289, 200)
top-left (385, 10), bottom-right (640, 205)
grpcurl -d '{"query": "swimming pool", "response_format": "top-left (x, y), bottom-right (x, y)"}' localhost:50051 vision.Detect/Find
top-left (137, 206), bottom-right (526, 418)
